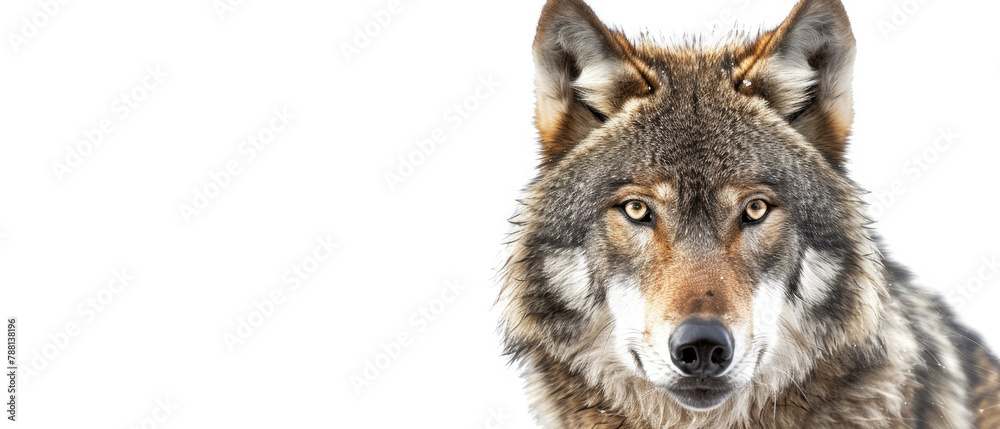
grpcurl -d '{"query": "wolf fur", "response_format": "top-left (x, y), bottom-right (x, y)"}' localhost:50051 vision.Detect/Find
top-left (497, 0), bottom-right (1000, 427)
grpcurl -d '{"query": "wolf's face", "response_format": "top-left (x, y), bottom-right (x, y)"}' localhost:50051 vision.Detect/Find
top-left (549, 94), bottom-right (842, 411)
top-left (504, 0), bottom-right (870, 413)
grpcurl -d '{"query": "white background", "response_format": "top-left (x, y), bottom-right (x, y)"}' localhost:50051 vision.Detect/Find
top-left (1, 0), bottom-right (997, 427)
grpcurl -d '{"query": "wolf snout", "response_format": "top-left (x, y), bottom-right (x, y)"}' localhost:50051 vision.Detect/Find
top-left (668, 319), bottom-right (734, 378)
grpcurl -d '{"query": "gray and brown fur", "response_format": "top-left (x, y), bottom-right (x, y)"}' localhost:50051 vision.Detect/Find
top-left (497, 0), bottom-right (1000, 427)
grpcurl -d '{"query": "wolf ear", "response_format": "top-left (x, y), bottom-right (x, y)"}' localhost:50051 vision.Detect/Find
top-left (533, 0), bottom-right (656, 167)
top-left (736, 0), bottom-right (856, 168)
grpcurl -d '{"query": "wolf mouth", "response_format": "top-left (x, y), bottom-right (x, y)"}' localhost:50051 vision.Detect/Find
top-left (665, 380), bottom-right (737, 411)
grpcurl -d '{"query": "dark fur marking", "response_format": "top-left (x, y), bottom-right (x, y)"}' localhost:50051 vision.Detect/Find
top-left (583, 100), bottom-right (609, 123)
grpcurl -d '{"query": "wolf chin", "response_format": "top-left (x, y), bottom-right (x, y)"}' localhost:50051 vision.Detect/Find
top-left (496, 0), bottom-right (1000, 427)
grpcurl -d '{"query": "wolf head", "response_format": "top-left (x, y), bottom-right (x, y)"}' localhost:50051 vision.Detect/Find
top-left (500, 0), bottom-right (889, 416)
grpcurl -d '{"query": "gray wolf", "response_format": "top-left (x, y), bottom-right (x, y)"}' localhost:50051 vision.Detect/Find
top-left (496, 0), bottom-right (1000, 427)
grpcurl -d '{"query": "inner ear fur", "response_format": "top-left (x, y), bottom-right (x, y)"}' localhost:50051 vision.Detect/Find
top-left (533, 0), bottom-right (658, 167)
top-left (735, 0), bottom-right (857, 168)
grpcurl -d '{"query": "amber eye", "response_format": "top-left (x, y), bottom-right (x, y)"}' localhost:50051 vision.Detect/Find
top-left (623, 200), bottom-right (651, 222)
top-left (744, 200), bottom-right (769, 222)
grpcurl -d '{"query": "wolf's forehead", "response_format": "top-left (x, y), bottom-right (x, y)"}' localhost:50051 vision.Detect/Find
top-left (616, 180), bottom-right (749, 207)
top-left (602, 128), bottom-right (769, 185)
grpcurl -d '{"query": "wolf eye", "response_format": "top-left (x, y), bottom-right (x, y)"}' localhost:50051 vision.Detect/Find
top-left (622, 200), bottom-right (652, 223)
top-left (743, 200), bottom-right (769, 223)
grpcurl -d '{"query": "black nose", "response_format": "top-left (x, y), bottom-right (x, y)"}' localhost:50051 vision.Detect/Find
top-left (668, 318), bottom-right (734, 377)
